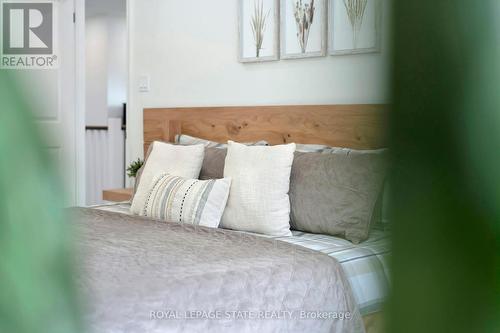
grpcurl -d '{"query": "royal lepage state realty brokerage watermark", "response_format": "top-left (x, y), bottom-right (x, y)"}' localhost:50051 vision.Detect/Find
top-left (1, 0), bottom-right (58, 69)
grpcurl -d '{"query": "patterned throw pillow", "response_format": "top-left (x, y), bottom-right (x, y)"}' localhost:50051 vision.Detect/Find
top-left (140, 173), bottom-right (231, 228)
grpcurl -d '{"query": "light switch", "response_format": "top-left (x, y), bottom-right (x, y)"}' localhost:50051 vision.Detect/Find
top-left (138, 75), bottom-right (150, 92)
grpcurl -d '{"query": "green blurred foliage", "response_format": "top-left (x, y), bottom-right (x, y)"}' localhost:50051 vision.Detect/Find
top-left (389, 1), bottom-right (499, 333)
top-left (0, 71), bottom-right (82, 333)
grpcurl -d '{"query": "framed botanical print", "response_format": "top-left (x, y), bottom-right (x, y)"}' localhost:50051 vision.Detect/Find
top-left (280, 0), bottom-right (327, 59)
top-left (238, 0), bottom-right (280, 62)
top-left (329, 0), bottom-right (382, 55)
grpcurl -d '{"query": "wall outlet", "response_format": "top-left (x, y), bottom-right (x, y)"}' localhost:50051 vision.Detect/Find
top-left (138, 75), bottom-right (150, 92)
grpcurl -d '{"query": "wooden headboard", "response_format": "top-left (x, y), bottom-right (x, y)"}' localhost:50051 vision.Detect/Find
top-left (143, 104), bottom-right (387, 154)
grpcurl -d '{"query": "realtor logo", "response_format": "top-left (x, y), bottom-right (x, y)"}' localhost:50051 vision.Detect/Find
top-left (1, 1), bottom-right (57, 69)
top-left (3, 2), bottom-right (52, 54)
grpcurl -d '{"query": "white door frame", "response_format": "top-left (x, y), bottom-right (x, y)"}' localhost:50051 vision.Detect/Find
top-left (125, 0), bottom-right (132, 182)
top-left (74, 0), bottom-right (86, 206)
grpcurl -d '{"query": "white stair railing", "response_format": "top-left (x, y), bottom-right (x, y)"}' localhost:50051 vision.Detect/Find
top-left (85, 118), bottom-right (125, 205)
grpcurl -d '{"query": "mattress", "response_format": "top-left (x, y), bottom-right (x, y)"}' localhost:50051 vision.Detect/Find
top-left (93, 202), bottom-right (390, 316)
top-left (73, 207), bottom-right (364, 333)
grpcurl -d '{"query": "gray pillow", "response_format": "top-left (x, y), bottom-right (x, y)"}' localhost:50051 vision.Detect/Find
top-left (290, 150), bottom-right (387, 244)
top-left (198, 147), bottom-right (387, 243)
top-left (380, 179), bottom-right (391, 225)
top-left (199, 148), bottom-right (227, 180)
top-left (295, 143), bottom-right (389, 230)
top-left (175, 134), bottom-right (268, 149)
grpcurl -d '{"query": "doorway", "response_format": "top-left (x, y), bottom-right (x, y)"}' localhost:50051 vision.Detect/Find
top-left (83, 0), bottom-right (127, 205)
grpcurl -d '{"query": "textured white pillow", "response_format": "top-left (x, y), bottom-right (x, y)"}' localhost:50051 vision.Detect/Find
top-left (139, 173), bottom-right (231, 228)
top-left (131, 141), bottom-right (205, 215)
top-left (221, 141), bottom-right (296, 236)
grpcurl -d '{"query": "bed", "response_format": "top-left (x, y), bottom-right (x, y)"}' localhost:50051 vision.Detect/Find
top-left (75, 104), bottom-right (389, 333)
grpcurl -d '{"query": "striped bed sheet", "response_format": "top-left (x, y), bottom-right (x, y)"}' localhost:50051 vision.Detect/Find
top-left (91, 202), bottom-right (390, 316)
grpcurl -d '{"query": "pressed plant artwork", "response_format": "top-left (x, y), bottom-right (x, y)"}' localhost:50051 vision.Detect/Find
top-left (250, 0), bottom-right (271, 57)
top-left (293, 0), bottom-right (316, 53)
top-left (239, 0), bottom-right (278, 62)
top-left (343, 0), bottom-right (368, 48)
top-left (330, 0), bottom-right (380, 55)
top-left (281, 0), bottom-right (326, 59)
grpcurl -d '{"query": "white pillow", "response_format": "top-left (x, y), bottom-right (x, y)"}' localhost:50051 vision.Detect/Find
top-left (221, 141), bottom-right (296, 236)
top-left (131, 141), bottom-right (205, 215)
top-left (139, 173), bottom-right (231, 228)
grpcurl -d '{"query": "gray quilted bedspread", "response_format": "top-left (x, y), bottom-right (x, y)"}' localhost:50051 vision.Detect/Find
top-left (72, 208), bottom-right (364, 333)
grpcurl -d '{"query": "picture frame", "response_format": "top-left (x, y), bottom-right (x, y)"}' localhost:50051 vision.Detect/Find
top-left (280, 0), bottom-right (328, 60)
top-left (238, 0), bottom-right (280, 63)
top-left (329, 0), bottom-right (382, 55)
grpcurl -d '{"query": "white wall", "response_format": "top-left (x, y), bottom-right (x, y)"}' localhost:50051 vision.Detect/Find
top-left (127, 0), bottom-right (392, 162)
top-left (107, 16), bottom-right (128, 118)
top-left (85, 15), bottom-right (108, 126)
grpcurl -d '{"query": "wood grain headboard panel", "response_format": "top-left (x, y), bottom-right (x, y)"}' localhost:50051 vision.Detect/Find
top-left (143, 104), bottom-right (387, 154)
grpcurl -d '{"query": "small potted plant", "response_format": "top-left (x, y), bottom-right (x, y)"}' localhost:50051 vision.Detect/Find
top-left (126, 158), bottom-right (144, 178)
